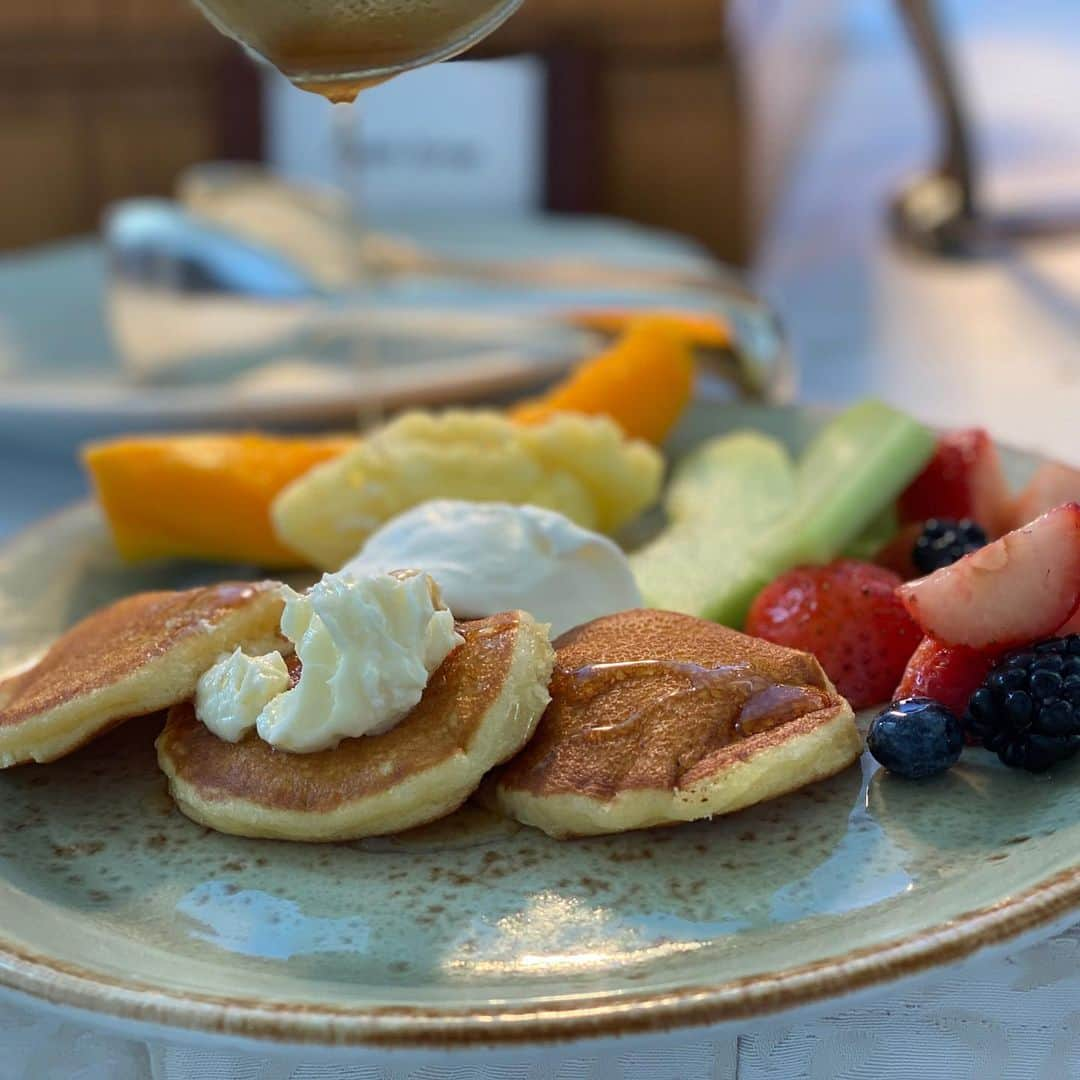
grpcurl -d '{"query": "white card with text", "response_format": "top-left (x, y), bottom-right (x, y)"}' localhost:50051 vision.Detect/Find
top-left (265, 57), bottom-right (545, 215)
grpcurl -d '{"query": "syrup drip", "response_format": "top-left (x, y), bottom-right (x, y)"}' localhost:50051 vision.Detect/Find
top-left (551, 659), bottom-right (826, 745)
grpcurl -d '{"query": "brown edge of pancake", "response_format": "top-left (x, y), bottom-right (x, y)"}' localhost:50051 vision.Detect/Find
top-left (156, 611), bottom-right (556, 842)
top-left (0, 582), bottom-right (285, 768)
top-left (494, 692), bottom-right (860, 839)
top-left (492, 609), bottom-right (863, 838)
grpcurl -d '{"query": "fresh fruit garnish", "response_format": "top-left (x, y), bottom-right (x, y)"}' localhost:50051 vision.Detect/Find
top-left (785, 402), bottom-right (934, 567)
top-left (899, 429), bottom-right (1012, 538)
top-left (897, 503), bottom-right (1080, 650)
top-left (273, 411), bottom-right (663, 570)
top-left (843, 505), bottom-right (900, 562)
top-left (631, 432), bottom-right (796, 619)
top-left (83, 433), bottom-right (357, 568)
top-left (746, 560), bottom-right (922, 710)
top-left (867, 698), bottom-right (964, 779)
top-left (567, 308), bottom-right (731, 350)
top-left (635, 401), bottom-right (933, 630)
top-left (874, 522), bottom-right (925, 580)
top-left (966, 636), bottom-right (1080, 771)
top-left (911, 518), bottom-right (989, 575)
top-left (1011, 462), bottom-right (1080, 531)
top-left (511, 317), bottom-right (695, 445)
top-left (895, 636), bottom-right (1000, 720)
top-left (1058, 606), bottom-right (1080, 636)
top-left (738, 403), bottom-right (933, 626)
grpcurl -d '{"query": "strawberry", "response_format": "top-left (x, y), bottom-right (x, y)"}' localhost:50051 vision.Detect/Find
top-left (897, 503), bottom-right (1080, 650)
top-left (746, 560), bottom-right (922, 710)
top-left (896, 636), bottom-right (1000, 721)
top-left (899, 429), bottom-right (1011, 538)
top-left (1011, 462), bottom-right (1080, 531)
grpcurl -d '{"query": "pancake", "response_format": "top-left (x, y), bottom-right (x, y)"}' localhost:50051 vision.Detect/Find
top-left (156, 610), bottom-right (555, 842)
top-left (0, 582), bottom-right (285, 769)
top-left (491, 609), bottom-right (861, 838)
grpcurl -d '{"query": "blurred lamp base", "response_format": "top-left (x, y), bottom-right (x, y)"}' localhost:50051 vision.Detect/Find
top-left (889, 171), bottom-right (989, 258)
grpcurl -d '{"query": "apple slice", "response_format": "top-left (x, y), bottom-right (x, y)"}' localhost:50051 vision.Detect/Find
top-left (895, 636), bottom-right (1000, 718)
top-left (1012, 462), bottom-right (1080, 531)
top-left (897, 503), bottom-right (1080, 649)
top-left (899, 428), bottom-right (1012, 537)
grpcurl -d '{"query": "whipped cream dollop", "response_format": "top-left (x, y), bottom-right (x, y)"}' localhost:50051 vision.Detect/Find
top-left (195, 648), bottom-right (291, 744)
top-left (194, 570), bottom-right (462, 753)
top-left (342, 500), bottom-right (642, 638)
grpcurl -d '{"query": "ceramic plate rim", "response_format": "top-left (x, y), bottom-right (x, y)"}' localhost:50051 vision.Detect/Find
top-left (0, 837), bottom-right (1076, 1048)
top-left (1, 426), bottom-right (1077, 1049)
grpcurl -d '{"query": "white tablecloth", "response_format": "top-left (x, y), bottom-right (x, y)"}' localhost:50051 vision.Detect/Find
top-left (3, 1), bottom-right (1080, 1075)
top-left (3, 924), bottom-right (1080, 1078)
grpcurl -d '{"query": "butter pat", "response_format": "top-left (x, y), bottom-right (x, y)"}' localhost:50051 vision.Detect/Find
top-left (195, 648), bottom-right (291, 743)
top-left (256, 571), bottom-right (463, 753)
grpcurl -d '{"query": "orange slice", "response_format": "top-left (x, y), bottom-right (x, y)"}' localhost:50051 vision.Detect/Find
top-left (511, 316), bottom-right (696, 445)
top-left (83, 433), bottom-right (356, 568)
top-left (568, 308), bottom-right (731, 350)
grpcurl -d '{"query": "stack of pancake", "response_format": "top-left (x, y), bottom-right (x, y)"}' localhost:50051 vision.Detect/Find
top-left (0, 582), bottom-right (860, 841)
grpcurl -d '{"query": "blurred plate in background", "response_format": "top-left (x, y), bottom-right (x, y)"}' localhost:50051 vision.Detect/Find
top-left (0, 210), bottom-right (787, 452)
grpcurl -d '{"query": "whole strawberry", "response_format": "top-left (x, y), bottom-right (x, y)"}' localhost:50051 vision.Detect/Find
top-left (746, 560), bottom-right (922, 710)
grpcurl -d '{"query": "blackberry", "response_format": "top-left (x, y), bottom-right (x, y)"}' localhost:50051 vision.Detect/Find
top-left (966, 635), bottom-right (1080, 771)
top-left (867, 698), bottom-right (964, 779)
top-left (912, 518), bottom-right (989, 575)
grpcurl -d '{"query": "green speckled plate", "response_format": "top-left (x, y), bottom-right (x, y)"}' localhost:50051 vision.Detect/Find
top-left (0, 403), bottom-right (1078, 1050)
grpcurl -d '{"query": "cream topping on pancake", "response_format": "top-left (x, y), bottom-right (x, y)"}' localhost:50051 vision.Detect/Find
top-left (195, 571), bottom-right (463, 753)
top-left (157, 611), bottom-right (556, 840)
top-left (195, 647), bottom-right (290, 743)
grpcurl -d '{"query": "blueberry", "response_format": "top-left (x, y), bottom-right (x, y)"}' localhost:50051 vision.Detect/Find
top-left (912, 518), bottom-right (989, 575)
top-left (867, 697), bottom-right (964, 779)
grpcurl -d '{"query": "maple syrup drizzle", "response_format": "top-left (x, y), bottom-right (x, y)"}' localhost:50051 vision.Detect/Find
top-left (551, 659), bottom-right (825, 744)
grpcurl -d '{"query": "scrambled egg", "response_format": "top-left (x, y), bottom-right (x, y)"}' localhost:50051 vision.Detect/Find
top-left (272, 411), bottom-right (663, 569)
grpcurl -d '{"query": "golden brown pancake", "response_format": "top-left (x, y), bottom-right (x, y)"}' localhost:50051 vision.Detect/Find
top-left (492, 609), bottom-right (861, 838)
top-left (156, 610), bottom-right (555, 841)
top-left (0, 582), bottom-right (285, 768)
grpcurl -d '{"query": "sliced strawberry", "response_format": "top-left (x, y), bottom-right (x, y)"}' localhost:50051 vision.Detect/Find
top-left (746, 560), bottom-right (922, 710)
top-left (899, 429), bottom-right (1012, 538)
top-left (895, 636), bottom-right (1000, 720)
top-left (1056, 605), bottom-right (1080, 636)
top-left (897, 503), bottom-right (1080, 649)
top-left (1011, 462), bottom-right (1080, 531)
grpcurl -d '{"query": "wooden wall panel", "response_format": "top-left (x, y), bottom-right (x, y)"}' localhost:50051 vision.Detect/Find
top-left (0, 2), bottom-right (251, 253)
top-left (0, 91), bottom-right (88, 250)
top-left (479, 4), bottom-right (751, 262)
top-left (601, 56), bottom-right (747, 261)
top-left (0, 0), bottom-right (760, 263)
